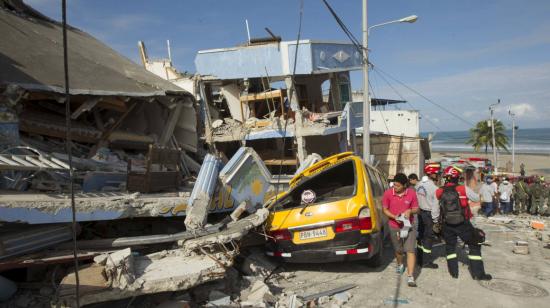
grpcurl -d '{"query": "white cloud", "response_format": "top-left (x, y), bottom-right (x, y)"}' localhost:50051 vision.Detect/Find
top-left (495, 103), bottom-right (536, 118)
top-left (400, 23), bottom-right (550, 65)
top-left (374, 62), bottom-right (550, 130)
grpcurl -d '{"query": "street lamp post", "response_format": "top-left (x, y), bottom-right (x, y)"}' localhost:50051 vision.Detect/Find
top-left (509, 110), bottom-right (516, 173)
top-left (489, 99), bottom-right (500, 174)
top-left (361, 0), bottom-right (417, 162)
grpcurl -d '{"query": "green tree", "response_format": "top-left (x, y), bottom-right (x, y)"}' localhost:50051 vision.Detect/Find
top-left (466, 119), bottom-right (509, 153)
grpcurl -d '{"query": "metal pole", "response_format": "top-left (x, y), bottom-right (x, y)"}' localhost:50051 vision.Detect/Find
top-left (362, 0), bottom-right (370, 162)
top-left (490, 99), bottom-right (499, 173)
top-left (245, 19), bottom-right (251, 45)
top-left (167, 39), bottom-right (172, 62)
top-left (510, 111), bottom-right (515, 173)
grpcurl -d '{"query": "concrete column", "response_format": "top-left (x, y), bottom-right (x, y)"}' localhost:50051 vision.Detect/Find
top-left (294, 110), bottom-right (307, 164)
top-left (284, 77), bottom-right (299, 111)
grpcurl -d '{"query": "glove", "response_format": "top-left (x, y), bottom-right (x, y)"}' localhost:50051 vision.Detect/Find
top-left (432, 222), bottom-right (442, 234)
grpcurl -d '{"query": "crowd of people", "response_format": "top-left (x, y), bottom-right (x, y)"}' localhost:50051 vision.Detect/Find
top-left (479, 174), bottom-right (550, 217)
top-left (382, 164), bottom-right (492, 288)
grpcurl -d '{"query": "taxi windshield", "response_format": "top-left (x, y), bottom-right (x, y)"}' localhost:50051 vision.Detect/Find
top-left (274, 160), bottom-right (357, 211)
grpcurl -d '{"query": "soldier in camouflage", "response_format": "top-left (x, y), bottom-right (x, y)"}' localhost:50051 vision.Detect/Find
top-left (529, 177), bottom-right (546, 215)
top-left (513, 177), bottom-right (529, 214)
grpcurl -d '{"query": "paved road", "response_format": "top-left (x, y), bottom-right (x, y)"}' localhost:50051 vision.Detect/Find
top-left (276, 216), bottom-right (550, 307)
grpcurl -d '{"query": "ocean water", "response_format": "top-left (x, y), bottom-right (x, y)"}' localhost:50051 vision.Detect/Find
top-left (421, 127), bottom-right (550, 154)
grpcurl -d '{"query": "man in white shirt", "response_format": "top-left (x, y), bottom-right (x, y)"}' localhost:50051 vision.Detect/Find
top-left (479, 177), bottom-right (497, 217)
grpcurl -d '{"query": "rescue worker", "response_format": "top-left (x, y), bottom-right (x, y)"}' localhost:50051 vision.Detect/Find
top-left (416, 164), bottom-right (440, 269)
top-left (436, 166), bottom-right (492, 281)
top-left (513, 177), bottom-right (529, 214)
top-left (529, 177), bottom-right (546, 215)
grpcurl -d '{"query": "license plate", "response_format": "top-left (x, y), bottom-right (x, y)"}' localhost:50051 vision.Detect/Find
top-left (299, 228), bottom-right (328, 240)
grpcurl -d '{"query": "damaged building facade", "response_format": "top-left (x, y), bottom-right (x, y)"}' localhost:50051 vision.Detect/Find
top-left (0, 0), bottom-right (201, 225)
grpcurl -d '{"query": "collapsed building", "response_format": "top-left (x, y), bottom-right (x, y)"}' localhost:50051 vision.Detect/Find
top-left (0, 1), bottom-right (274, 306)
top-left (141, 39), bottom-right (430, 182)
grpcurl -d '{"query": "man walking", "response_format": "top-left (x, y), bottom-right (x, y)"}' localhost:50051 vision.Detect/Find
top-left (514, 177), bottom-right (529, 214)
top-left (383, 173), bottom-right (419, 287)
top-left (436, 166), bottom-right (492, 281)
top-left (479, 177), bottom-right (497, 217)
top-left (416, 165), bottom-right (440, 269)
top-left (499, 177), bottom-right (514, 214)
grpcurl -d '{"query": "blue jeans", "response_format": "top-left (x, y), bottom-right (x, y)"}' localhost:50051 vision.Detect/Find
top-left (500, 201), bottom-right (512, 214)
top-left (482, 202), bottom-right (494, 216)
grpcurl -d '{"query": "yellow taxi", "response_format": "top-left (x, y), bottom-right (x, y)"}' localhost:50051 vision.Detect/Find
top-left (265, 152), bottom-right (388, 265)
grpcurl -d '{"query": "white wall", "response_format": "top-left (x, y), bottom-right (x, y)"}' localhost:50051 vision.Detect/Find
top-left (370, 110), bottom-right (419, 138)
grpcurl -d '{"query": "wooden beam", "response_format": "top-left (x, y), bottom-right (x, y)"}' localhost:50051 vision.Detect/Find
top-left (159, 102), bottom-right (184, 146)
top-left (71, 98), bottom-right (100, 119)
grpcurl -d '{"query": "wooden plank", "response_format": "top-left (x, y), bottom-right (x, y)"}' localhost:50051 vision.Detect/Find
top-left (263, 158), bottom-right (298, 166)
top-left (159, 103), bottom-right (183, 146)
top-left (240, 89), bottom-right (286, 102)
top-left (71, 98), bottom-right (100, 119)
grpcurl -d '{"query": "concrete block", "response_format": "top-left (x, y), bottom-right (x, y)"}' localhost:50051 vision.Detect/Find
top-left (317, 295), bottom-right (330, 305)
top-left (332, 291), bottom-right (351, 305)
top-left (513, 241), bottom-right (529, 255)
top-left (207, 290), bottom-right (232, 307)
top-left (239, 248), bottom-right (278, 277)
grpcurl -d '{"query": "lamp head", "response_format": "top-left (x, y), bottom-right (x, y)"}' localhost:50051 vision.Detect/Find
top-left (399, 15), bottom-right (418, 23)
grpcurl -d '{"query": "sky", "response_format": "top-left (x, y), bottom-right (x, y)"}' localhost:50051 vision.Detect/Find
top-left (24, 0), bottom-right (550, 132)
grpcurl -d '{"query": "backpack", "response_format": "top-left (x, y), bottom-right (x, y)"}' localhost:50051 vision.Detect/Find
top-left (439, 185), bottom-right (465, 225)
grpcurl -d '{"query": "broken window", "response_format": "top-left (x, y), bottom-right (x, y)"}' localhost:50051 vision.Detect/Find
top-left (273, 160), bottom-right (356, 211)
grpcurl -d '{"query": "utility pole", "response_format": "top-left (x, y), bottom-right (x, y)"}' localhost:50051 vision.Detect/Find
top-left (489, 99), bottom-right (500, 174)
top-left (509, 110), bottom-right (516, 173)
top-left (362, 0), bottom-right (370, 163)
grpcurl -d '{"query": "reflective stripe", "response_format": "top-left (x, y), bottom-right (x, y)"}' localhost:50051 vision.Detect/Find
top-left (468, 255), bottom-right (482, 260)
top-left (446, 253), bottom-right (457, 260)
top-left (418, 245), bottom-right (432, 253)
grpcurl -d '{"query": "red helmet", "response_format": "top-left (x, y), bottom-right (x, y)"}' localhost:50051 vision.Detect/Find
top-left (443, 166), bottom-right (462, 178)
top-left (424, 163), bottom-right (440, 175)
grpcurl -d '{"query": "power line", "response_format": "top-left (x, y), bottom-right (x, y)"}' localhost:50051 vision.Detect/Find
top-left (275, 0), bottom-right (304, 199)
top-left (372, 68), bottom-right (445, 134)
top-left (320, 0), bottom-right (365, 60)
top-left (373, 66), bottom-right (474, 127)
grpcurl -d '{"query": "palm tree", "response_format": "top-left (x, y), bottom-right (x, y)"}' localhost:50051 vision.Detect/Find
top-left (466, 119), bottom-right (509, 153)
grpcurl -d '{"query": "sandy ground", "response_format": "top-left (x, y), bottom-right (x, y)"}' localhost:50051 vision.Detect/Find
top-left (276, 215), bottom-right (550, 308)
top-left (432, 151), bottom-right (550, 177)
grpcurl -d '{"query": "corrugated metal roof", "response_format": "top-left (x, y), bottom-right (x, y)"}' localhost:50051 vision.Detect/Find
top-left (0, 1), bottom-right (187, 97)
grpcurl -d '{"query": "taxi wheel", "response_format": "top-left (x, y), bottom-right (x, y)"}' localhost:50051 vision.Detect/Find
top-left (365, 235), bottom-right (384, 268)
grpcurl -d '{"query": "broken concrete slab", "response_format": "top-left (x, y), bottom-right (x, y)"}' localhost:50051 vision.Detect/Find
top-left (0, 191), bottom-right (191, 224)
top-left (239, 247), bottom-right (278, 278)
top-left (181, 208), bottom-right (269, 250)
top-left (240, 278), bottom-right (273, 306)
top-left (185, 153), bottom-right (221, 230)
top-left (57, 248), bottom-right (231, 306)
top-left (332, 291), bottom-right (352, 305)
top-left (103, 248), bottom-right (135, 289)
top-left (206, 290), bottom-right (232, 307)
